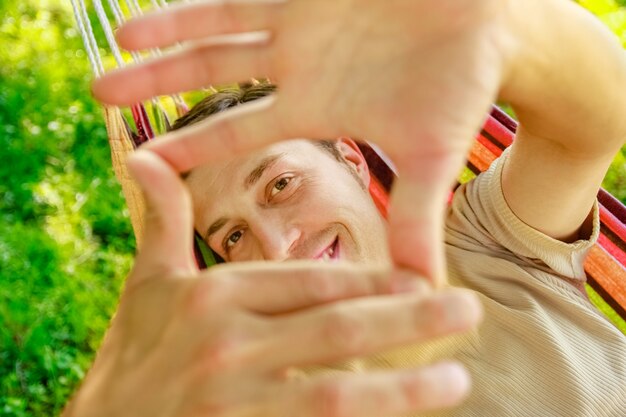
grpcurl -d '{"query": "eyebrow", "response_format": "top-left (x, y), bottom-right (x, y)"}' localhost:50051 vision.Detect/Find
top-left (205, 217), bottom-right (228, 241)
top-left (204, 153), bottom-right (285, 242)
top-left (244, 153), bottom-right (284, 190)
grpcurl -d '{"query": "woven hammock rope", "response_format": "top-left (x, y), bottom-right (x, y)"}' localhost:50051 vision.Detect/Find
top-left (71, 0), bottom-right (191, 243)
top-left (72, 0), bottom-right (626, 333)
top-left (103, 106), bottom-right (146, 240)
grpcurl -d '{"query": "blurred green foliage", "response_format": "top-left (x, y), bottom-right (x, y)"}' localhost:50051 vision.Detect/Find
top-left (0, 0), bottom-right (625, 416)
top-left (582, 0), bottom-right (626, 204)
top-left (0, 1), bottom-right (133, 415)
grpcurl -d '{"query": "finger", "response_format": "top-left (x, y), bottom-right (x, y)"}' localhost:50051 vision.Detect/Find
top-left (198, 263), bottom-right (431, 315)
top-left (175, 269), bottom-right (434, 381)
top-left (279, 362), bottom-right (471, 417)
top-left (116, 0), bottom-right (284, 51)
top-left (126, 150), bottom-right (197, 283)
top-left (93, 36), bottom-right (272, 106)
top-left (388, 151), bottom-right (468, 287)
top-left (388, 177), bottom-right (447, 288)
top-left (185, 363), bottom-right (471, 417)
top-left (145, 96), bottom-right (288, 173)
top-left (254, 289), bottom-right (482, 371)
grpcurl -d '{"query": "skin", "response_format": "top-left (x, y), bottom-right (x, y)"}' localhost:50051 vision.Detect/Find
top-left (66, 0), bottom-right (626, 416)
top-left (93, 0), bottom-right (626, 284)
top-left (186, 138), bottom-right (390, 264)
top-left (61, 150), bottom-right (481, 417)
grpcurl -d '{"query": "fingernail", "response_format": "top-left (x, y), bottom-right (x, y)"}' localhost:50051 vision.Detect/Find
top-left (126, 149), bottom-right (156, 184)
top-left (441, 292), bottom-right (483, 329)
top-left (126, 149), bottom-right (145, 172)
top-left (429, 362), bottom-right (471, 401)
top-left (402, 362), bottom-right (471, 410)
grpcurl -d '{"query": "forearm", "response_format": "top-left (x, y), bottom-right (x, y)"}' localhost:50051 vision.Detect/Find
top-left (61, 321), bottom-right (122, 417)
top-left (469, 0), bottom-right (626, 241)
top-left (500, 0), bottom-right (626, 156)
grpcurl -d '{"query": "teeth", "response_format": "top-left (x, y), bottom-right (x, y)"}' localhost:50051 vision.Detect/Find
top-left (318, 242), bottom-right (336, 262)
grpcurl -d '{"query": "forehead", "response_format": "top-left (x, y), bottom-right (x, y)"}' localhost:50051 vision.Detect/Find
top-left (185, 139), bottom-right (327, 205)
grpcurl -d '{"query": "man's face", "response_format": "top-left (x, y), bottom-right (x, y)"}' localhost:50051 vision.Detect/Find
top-left (186, 139), bottom-right (390, 265)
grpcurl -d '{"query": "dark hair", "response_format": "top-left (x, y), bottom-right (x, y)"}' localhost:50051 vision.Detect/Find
top-left (171, 82), bottom-right (277, 131)
top-left (170, 82), bottom-right (344, 163)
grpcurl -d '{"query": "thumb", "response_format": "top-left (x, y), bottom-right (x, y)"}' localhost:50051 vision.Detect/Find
top-left (388, 152), bottom-right (466, 288)
top-left (126, 149), bottom-right (197, 284)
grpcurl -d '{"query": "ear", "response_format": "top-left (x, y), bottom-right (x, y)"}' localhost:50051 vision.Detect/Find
top-left (336, 137), bottom-right (371, 187)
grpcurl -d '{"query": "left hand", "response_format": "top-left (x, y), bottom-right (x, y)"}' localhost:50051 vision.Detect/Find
top-left (63, 148), bottom-right (483, 417)
top-left (92, 0), bottom-right (516, 285)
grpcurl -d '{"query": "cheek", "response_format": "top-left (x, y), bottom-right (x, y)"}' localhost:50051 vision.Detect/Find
top-left (301, 178), bottom-right (371, 219)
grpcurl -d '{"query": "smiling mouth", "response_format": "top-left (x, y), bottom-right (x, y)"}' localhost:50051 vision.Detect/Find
top-left (316, 237), bottom-right (339, 262)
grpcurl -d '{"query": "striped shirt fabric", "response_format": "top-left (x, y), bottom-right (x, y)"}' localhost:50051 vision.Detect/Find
top-left (299, 149), bottom-right (626, 416)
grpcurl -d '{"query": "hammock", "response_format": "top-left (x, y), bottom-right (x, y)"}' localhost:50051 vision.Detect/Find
top-left (71, 0), bottom-right (626, 334)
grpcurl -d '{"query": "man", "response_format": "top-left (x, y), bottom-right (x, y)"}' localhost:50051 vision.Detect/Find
top-left (64, 85), bottom-right (483, 417)
top-left (65, 0), bottom-right (626, 416)
top-left (181, 83), bottom-right (626, 416)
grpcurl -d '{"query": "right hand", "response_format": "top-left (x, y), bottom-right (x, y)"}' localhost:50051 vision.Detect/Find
top-left (92, 0), bottom-right (512, 286)
top-left (64, 150), bottom-right (483, 417)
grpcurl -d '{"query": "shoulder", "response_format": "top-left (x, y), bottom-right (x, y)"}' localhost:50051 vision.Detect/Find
top-left (446, 149), bottom-right (600, 281)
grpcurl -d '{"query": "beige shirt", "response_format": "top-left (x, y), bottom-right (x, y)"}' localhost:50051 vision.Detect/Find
top-left (304, 150), bottom-right (626, 416)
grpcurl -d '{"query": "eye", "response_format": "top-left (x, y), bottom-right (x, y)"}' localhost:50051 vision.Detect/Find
top-left (270, 176), bottom-right (292, 198)
top-left (224, 229), bottom-right (245, 251)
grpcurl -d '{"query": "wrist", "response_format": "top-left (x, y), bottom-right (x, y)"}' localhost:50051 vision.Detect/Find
top-left (61, 327), bottom-right (123, 417)
top-left (61, 368), bottom-right (111, 417)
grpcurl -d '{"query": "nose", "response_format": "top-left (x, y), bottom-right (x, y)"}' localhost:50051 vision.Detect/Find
top-left (249, 215), bottom-right (302, 261)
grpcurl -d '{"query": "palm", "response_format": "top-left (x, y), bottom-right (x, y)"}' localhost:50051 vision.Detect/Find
top-left (93, 0), bottom-right (506, 283)
top-left (266, 4), bottom-right (503, 280)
